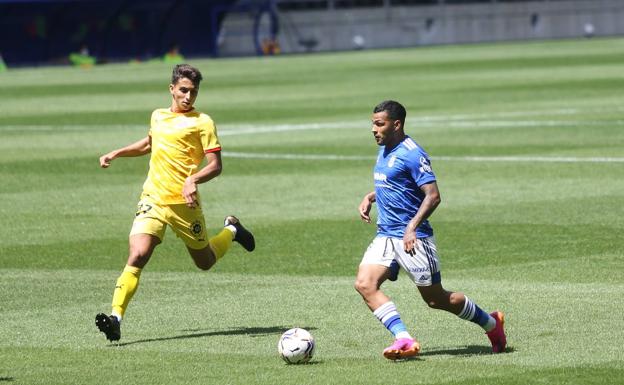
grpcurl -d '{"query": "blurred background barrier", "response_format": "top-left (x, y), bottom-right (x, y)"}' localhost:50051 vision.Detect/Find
top-left (1, 0), bottom-right (622, 66)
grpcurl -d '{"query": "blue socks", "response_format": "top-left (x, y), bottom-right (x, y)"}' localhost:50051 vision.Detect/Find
top-left (458, 296), bottom-right (496, 332)
top-left (374, 301), bottom-right (411, 339)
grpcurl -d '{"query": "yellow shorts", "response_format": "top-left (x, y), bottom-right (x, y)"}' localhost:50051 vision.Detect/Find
top-left (129, 196), bottom-right (209, 250)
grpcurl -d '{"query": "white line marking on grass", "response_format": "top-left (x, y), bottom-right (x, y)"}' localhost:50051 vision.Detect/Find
top-left (414, 120), bottom-right (624, 128)
top-left (0, 125), bottom-right (146, 132)
top-left (433, 155), bottom-right (624, 163)
top-left (5, 119), bottom-right (620, 134)
top-left (219, 122), bottom-right (361, 136)
top-left (223, 151), bottom-right (372, 160)
top-left (411, 109), bottom-right (581, 121)
top-left (218, 119), bottom-right (623, 136)
top-left (223, 152), bottom-right (624, 163)
top-left (3, 104), bottom-right (623, 134)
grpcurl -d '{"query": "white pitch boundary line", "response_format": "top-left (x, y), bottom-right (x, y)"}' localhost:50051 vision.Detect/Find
top-left (4, 117), bottom-right (623, 163)
top-left (415, 120), bottom-right (624, 128)
top-left (4, 119), bottom-right (620, 133)
top-left (218, 119), bottom-right (623, 136)
top-left (223, 151), bottom-right (624, 163)
top-left (219, 122), bottom-right (357, 136)
top-left (433, 155), bottom-right (624, 163)
top-left (4, 106), bottom-right (624, 133)
top-left (224, 151), bottom-right (372, 161)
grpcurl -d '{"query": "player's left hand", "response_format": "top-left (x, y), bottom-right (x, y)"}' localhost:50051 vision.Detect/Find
top-left (182, 177), bottom-right (198, 208)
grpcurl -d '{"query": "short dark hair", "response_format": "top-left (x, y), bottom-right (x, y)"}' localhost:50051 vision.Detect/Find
top-left (171, 64), bottom-right (203, 87)
top-left (373, 100), bottom-right (406, 127)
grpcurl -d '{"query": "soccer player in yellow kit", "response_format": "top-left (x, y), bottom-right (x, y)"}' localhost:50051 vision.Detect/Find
top-left (95, 64), bottom-right (255, 342)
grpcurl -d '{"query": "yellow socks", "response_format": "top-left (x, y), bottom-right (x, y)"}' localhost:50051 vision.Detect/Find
top-left (208, 228), bottom-right (234, 260)
top-left (110, 230), bottom-right (233, 319)
top-left (111, 265), bottom-right (142, 319)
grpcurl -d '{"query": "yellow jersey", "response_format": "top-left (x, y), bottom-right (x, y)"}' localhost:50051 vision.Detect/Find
top-left (141, 108), bottom-right (221, 204)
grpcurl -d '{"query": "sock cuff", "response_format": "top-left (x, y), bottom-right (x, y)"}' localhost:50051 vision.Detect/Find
top-left (373, 301), bottom-right (396, 318)
top-left (123, 265), bottom-right (142, 276)
top-left (111, 312), bottom-right (122, 322)
top-left (224, 225), bottom-right (237, 238)
top-left (458, 297), bottom-right (472, 318)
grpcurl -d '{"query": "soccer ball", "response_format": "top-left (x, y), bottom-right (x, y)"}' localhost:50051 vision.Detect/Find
top-left (278, 328), bottom-right (315, 364)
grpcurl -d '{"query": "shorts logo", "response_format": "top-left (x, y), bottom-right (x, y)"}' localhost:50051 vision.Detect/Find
top-left (419, 275), bottom-right (430, 282)
top-left (190, 221), bottom-right (203, 236)
top-left (135, 203), bottom-right (152, 216)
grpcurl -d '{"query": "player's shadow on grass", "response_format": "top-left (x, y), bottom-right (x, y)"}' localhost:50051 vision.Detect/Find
top-left (0, 377), bottom-right (14, 382)
top-left (112, 326), bottom-right (317, 347)
top-left (419, 345), bottom-right (515, 357)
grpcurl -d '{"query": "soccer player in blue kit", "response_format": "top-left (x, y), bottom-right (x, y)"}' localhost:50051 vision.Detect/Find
top-left (355, 100), bottom-right (507, 360)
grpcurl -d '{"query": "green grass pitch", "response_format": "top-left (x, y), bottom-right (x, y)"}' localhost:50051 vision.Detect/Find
top-left (1, 37), bottom-right (624, 384)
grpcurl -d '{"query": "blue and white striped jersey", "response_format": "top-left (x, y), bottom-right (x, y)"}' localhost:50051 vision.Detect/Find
top-left (374, 136), bottom-right (436, 238)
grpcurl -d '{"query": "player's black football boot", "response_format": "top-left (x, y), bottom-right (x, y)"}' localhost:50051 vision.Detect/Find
top-left (224, 216), bottom-right (255, 252)
top-left (95, 313), bottom-right (121, 342)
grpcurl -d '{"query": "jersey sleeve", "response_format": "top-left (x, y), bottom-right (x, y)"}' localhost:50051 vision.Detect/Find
top-left (199, 116), bottom-right (221, 153)
top-left (408, 150), bottom-right (436, 187)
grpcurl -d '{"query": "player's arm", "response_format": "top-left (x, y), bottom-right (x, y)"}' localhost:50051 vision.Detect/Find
top-left (403, 182), bottom-right (441, 252)
top-left (359, 191), bottom-right (376, 223)
top-left (99, 136), bottom-right (151, 168)
top-left (182, 151), bottom-right (222, 208)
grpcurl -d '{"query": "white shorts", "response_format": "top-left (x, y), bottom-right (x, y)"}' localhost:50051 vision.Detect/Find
top-left (360, 235), bottom-right (441, 286)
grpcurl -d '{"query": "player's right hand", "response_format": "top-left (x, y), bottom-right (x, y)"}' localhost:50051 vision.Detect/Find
top-left (359, 199), bottom-right (372, 223)
top-left (182, 177), bottom-right (199, 208)
top-left (99, 154), bottom-right (114, 168)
